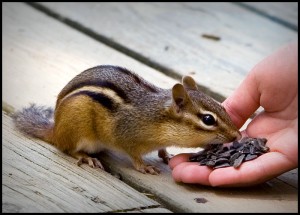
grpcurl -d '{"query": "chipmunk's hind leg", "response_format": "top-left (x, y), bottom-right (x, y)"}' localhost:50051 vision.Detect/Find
top-left (71, 151), bottom-right (104, 170)
top-left (130, 155), bottom-right (160, 175)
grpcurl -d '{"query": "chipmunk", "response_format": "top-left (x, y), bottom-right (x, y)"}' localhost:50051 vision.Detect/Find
top-left (13, 65), bottom-right (241, 175)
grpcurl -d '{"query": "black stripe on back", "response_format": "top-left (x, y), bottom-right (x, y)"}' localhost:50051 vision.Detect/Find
top-left (66, 80), bottom-right (130, 103)
top-left (69, 91), bottom-right (118, 111)
top-left (115, 66), bottom-right (159, 93)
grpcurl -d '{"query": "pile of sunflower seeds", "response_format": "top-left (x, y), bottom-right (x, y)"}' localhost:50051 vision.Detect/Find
top-left (189, 137), bottom-right (269, 169)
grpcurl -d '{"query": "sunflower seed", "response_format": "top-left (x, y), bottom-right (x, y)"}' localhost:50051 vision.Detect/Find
top-left (229, 152), bottom-right (241, 165)
top-left (233, 154), bottom-right (246, 168)
top-left (189, 137), bottom-right (269, 169)
top-left (214, 163), bottom-right (231, 169)
top-left (215, 158), bottom-right (229, 165)
top-left (245, 154), bottom-right (258, 161)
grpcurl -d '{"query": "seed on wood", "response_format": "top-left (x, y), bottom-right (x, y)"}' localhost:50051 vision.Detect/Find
top-left (201, 33), bottom-right (221, 41)
top-left (194, 197), bottom-right (208, 203)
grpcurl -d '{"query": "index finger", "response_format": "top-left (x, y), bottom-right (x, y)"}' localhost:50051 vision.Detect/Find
top-left (222, 72), bottom-right (260, 129)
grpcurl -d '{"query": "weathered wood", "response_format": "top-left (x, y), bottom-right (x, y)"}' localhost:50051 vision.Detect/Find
top-left (3, 107), bottom-right (298, 212)
top-left (116, 207), bottom-right (172, 213)
top-left (2, 2), bottom-right (203, 155)
top-left (36, 2), bottom-right (297, 98)
top-left (3, 2), bottom-right (298, 213)
top-left (2, 112), bottom-right (164, 213)
top-left (3, 2), bottom-right (177, 111)
top-left (239, 2), bottom-right (298, 30)
top-left (277, 168), bottom-right (298, 189)
top-left (100, 151), bottom-right (298, 213)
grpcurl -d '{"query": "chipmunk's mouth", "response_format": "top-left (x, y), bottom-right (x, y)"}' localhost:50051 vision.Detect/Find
top-left (208, 139), bottom-right (227, 145)
top-left (214, 133), bottom-right (241, 144)
top-left (207, 135), bottom-right (228, 145)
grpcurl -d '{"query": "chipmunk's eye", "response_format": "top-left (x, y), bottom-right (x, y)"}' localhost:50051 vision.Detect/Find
top-left (202, 114), bottom-right (216, 126)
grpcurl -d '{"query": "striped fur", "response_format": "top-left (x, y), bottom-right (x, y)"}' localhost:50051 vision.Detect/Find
top-left (67, 90), bottom-right (118, 111)
top-left (13, 65), bottom-right (241, 175)
top-left (59, 80), bottom-right (130, 104)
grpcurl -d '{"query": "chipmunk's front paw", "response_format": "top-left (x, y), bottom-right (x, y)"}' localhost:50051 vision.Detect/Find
top-left (158, 148), bottom-right (173, 164)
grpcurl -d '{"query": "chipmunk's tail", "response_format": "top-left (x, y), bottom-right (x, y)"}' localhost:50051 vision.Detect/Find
top-left (13, 104), bottom-right (54, 143)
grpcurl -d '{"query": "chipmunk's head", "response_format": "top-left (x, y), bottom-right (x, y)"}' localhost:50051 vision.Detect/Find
top-left (163, 76), bottom-right (241, 148)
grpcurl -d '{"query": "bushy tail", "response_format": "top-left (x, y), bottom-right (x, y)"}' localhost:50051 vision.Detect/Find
top-left (13, 104), bottom-right (54, 143)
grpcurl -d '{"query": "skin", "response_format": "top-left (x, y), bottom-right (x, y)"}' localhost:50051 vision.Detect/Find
top-left (169, 41), bottom-right (298, 187)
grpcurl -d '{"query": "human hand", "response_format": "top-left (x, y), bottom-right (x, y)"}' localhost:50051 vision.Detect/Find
top-left (169, 41), bottom-right (298, 187)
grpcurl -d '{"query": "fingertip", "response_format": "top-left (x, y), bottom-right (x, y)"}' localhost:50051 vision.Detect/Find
top-left (171, 162), bottom-right (185, 182)
top-left (208, 167), bottom-right (241, 187)
top-left (169, 153), bottom-right (191, 169)
top-left (171, 162), bottom-right (212, 186)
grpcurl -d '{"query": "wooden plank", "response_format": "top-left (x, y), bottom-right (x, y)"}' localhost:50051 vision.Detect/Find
top-left (2, 2), bottom-right (185, 213)
top-left (2, 112), bottom-right (162, 213)
top-left (277, 169), bottom-right (298, 189)
top-left (3, 2), bottom-right (297, 213)
top-left (239, 2), bottom-right (298, 30)
top-left (100, 151), bottom-right (298, 213)
top-left (123, 208), bottom-right (172, 213)
top-left (2, 2), bottom-right (177, 111)
top-left (3, 2), bottom-right (201, 155)
top-left (36, 2), bottom-right (298, 99)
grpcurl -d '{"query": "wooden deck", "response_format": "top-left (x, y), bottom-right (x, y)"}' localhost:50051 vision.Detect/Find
top-left (2, 2), bottom-right (298, 213)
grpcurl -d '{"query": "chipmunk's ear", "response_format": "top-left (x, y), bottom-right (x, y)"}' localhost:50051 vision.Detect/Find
top-left (182, 76), bottom-right (198, 90)
top-left (172, 83), bottom-right (189, 110)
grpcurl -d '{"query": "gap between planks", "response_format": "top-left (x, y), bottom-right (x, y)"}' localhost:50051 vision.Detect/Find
top-left (234, 2), bottom-right (298, 31)
top-left (26, 2), bottom-right (226, 102)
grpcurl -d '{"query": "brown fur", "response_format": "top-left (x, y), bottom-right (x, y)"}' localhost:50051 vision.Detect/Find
top-left (13, 65), bottom-right (241, 174)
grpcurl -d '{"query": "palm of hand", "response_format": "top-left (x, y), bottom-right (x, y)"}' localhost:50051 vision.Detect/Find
top-left (170, 42), bottom-right (298, 187)
top-left (169, 110), bottom-right (297, 187)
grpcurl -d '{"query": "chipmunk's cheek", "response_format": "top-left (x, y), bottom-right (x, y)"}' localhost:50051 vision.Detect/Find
top-left (169, 153), bottom-right (191, 169)
top-left (171, 162), bottom-right (212, 185)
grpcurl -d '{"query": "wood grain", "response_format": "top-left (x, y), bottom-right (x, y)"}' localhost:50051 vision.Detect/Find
top-left (3, 2), bottom-right (177, 111)
top-left (100, 150), bottom-right (298, 212)
top-left (2, 112), bottom-right (166, 213)
top-left (240, 2), bottom-right (298, 30)
top-left (2, 2), bottom-right (298, 213)
top-left (37, 2), bottom-right (297, 98)
top-left (2, 2), bottom-right (205, 155)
